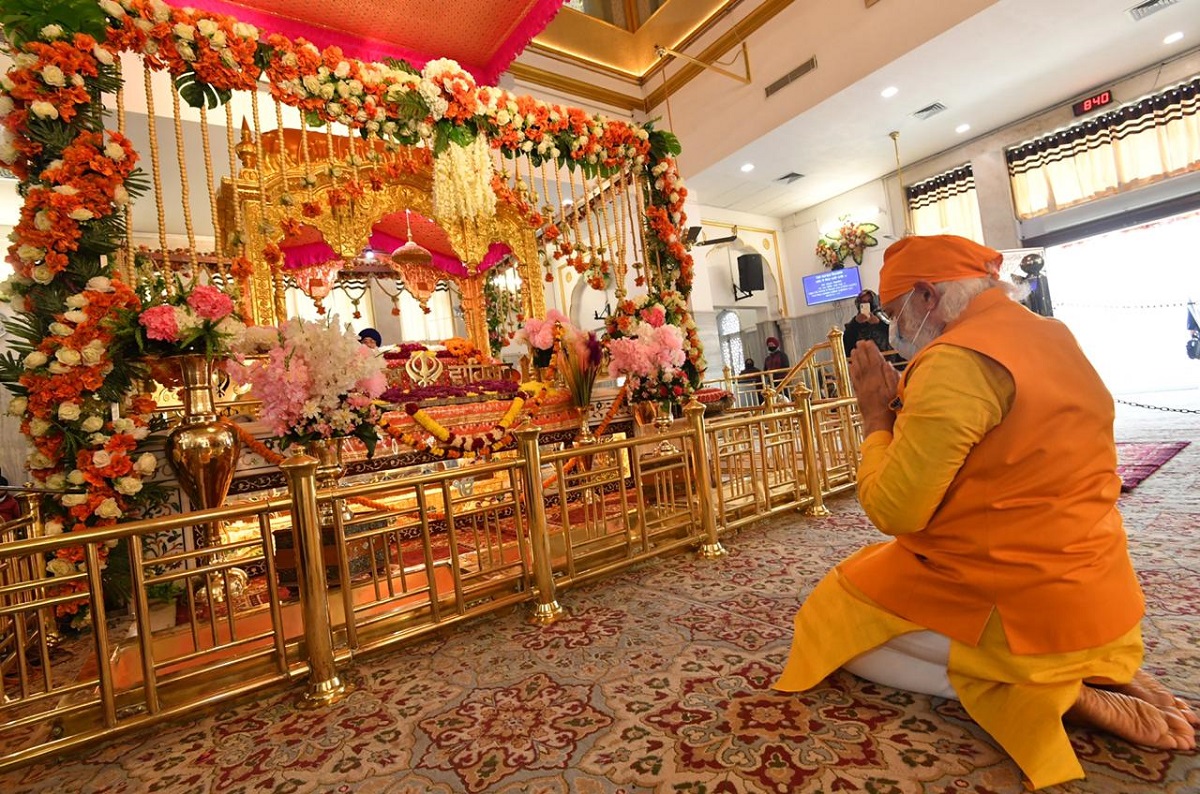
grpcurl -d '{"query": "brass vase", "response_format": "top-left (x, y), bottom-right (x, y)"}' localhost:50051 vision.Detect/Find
top-left (165, 354), bottom-right (241, 548)
top-left (654, 399), bottom-right (680, 455)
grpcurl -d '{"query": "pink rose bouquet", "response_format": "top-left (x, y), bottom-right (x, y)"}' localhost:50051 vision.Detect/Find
top-left (118, 271), bottom-right (245, 359)
top-left (516, 308), bottom-right (570, 367)
top-left (604, 290), bottom-right (705, 404)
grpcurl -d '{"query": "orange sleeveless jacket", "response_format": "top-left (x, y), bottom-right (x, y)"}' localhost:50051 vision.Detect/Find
top-left (841, 289), bottom-right (1144, 654)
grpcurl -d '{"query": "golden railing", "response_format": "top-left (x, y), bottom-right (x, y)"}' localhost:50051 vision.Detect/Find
top-left (0, 391), bottom-right (864, 771)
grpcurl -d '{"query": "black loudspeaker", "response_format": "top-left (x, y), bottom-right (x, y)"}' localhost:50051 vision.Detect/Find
top-left (737, 253), bottom-right (765, 292)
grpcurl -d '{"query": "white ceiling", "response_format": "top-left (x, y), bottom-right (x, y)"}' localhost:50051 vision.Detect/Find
top-left (686, 0), bottom-right (1200, 219)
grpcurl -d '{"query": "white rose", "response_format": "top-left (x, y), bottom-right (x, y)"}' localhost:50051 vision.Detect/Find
top-left (233, 22), bottom-right (258, 40)
top-left (27, 451), bottom-right (53, 469)
top-left (13, 53), bottom-right (37, 70)
top-left (87, 276), bottom-right (113, 292)
top-left (335, 61), bottom-right (350, 79)
top-left (67, 469), bottom-right (85, 485)
top-left (49, 322), bottom-right (72, 336)
top-left (64, 309), bottom-right (87, 324)
top-left (30, 101), bottom-right (59, 120)
top-left (33, 210), bottom-right (53, 231)
top-left (45, 473), bottom-right (66, 490)
top-left (319, 83), bottom-right (335, 100)
top-left (41, 65), bottom-right (65, 87)
top-left (81, 339), bottom-right (105, 365)
top-left (47, 558), bottom-right (75, 577)
top-left (32, 265), bottom-right (54, 284)
top-left (41, 24), bottom-right (65, 39)
top-left (29, 417), bottom-right (51, 436)
top-left (172, 23), bottom-right (194, 42)
top-left (18, 244), bottom-right (45, 263)
top-left (53, 185), bottom-right (77, 195)
top-left (92, 450), bottom-right (112, 468)
top-left (112, 184), bottom-right (130, 207)
top-left (24, 351), bottom-right (48, 369)
top-left (89, 432), bottom-right (109, 446)
top-left (196, 19), bottom-right (218, 37)
top-left (58, 402), bottom-right (81, 421)
top-left (93, 45), bottom-right (115, 66)
top-left (210, 30), bottom-right (227, 49)
top-left (7, 396), bottom-right (27, 416)
top-left (98, 0), bottom-right (125, 17)
top-left (135, 452), bottom-right (158, 476)
top-left (66, 293), bottom-right (89, 309)
top-left (0, 137), bottom-right (15, 165)
top-left (95, 498), bottom-right (122, 519)
top-left (176, 42), bottom-right (196, 62)
top-left (115, 477), bottom-right (143, 496)
top-left (47, 362), bottom-right (71, 375)
top-left (103, 142), bottom-right (126, 161)
top-left (129, 425), bottom-right (149, 441)
top-left (55, 347), bottom-right (81, 366)
top-left (81, 416), bottom-right (104, 433)
top-left (44, 520), bottom-right (64, 536)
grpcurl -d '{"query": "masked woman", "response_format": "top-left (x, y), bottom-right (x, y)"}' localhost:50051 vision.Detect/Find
top-left (842, 290), bottom-right (892, 359)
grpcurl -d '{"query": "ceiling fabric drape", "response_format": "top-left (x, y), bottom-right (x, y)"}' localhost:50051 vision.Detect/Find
top-left (906, 164), bottom-right (984, 242)
top-left (1006, 76), bottom-right (1200, 220)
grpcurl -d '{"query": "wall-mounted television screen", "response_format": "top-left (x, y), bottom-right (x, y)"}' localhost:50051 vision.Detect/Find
top-left (802, 266), bottom-right (862, 306)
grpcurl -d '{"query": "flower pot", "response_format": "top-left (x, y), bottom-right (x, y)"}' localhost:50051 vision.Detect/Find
top-left (165, 355), bottom-right (241, 548)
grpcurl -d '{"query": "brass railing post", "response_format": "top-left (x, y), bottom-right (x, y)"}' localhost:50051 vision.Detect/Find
top-left (685, 399), bottom-right (726, 559)
top-left (282, 454), bottom-right (353, 708)
top-left (796, 385), bottom-right (831, 517)
top-left (829, 326), bottom-right (851, 397)
top-left (516, 422), bottom-right (564, 625)
top-left (20, 493), bottom-right (61, 649)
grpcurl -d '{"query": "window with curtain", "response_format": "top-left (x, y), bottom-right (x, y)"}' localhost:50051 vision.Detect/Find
top-left (716, 310), bottom-right (744, 373)
top-left (285, 285), bottom-right (375, 331)
top-left (1007, 76), bottom-right (1200, 219)
top-left (906, 164), bottom-right (984, 241)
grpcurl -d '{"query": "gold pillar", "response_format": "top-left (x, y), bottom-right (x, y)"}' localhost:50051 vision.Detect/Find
top-left (796, 385), bottom-right (831, 517)
top-left (457, 277), bottom-right (491, 355)
top-left (282, 454), bottom-right (354, 707)
top-left (516, 423), bottom-right (564, 624)
top-left (685, 399), bottom-right (726, 559)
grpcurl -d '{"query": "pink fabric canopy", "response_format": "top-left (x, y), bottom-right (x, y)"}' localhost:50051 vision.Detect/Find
top-left (281, 232), bottom-right (511, 277)
top-left (173, 0), bottom-right (567, 85)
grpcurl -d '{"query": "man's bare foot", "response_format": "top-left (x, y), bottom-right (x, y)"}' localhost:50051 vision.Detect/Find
top-left (1109, 670), bottom-right (1200, 727)
top-left (1067, 685), bottom-right (1196, 751)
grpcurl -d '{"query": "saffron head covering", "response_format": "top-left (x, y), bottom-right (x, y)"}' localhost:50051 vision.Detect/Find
top-left (879, 235), bottom-right (1003, 305)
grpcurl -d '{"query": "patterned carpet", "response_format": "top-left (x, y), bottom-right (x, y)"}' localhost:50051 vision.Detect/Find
top-left (3, 413), bottom-right (1198, 792)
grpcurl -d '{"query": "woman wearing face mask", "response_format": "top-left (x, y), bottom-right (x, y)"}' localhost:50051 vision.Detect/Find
top-left (842, 290), bottom-right (893, 360)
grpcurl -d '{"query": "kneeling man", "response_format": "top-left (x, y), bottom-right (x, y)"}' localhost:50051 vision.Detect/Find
top-left (776, 235), bottom-right (1196, 789)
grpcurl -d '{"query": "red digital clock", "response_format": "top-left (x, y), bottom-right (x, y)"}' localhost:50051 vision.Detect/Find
top-left (1072, 90), bottom-right (1115, 116)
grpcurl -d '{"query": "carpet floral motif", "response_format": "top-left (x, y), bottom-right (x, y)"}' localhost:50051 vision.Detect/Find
top-left (417, 672), bottom-right (612, 792)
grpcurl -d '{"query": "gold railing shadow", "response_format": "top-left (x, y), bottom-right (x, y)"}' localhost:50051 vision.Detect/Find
top-left (0, 381), bottom-right (864, 770)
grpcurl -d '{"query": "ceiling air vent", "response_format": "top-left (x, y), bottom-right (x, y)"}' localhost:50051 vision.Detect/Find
top-left (765, 57), bottom-right (817, 99)
top-left (912, 102), bottom-right (947, 120)
top-left (776, 172), bottom-right (804, 184)
top-left (1127, 0), bottom-right (1178, 21)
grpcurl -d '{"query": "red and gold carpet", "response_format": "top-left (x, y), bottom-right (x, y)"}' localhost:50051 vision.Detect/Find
top-left (1117, 441), bottom-right (1189, 492)
top-left (3, 440), bottom-right (1197, 792)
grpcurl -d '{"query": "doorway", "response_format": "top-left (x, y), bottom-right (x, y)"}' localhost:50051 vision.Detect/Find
top-left (1046, 209), bottom-right (1200, 402)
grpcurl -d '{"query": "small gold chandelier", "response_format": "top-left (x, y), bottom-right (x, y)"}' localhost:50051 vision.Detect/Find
top-left (390, 209), bottom-right (433, 269)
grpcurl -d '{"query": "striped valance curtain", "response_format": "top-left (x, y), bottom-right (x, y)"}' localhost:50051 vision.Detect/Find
top-left (906, 164), bottom-right (984, 241)
top-left (1007, 76), bottom-right (1200, 219)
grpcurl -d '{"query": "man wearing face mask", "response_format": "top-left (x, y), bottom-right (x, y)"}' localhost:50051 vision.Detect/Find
top-left (775, 235), bottom-right (1196, 789)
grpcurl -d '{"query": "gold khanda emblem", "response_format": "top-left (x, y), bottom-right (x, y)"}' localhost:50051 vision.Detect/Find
top-left (405, 350), bottom-right (444, 387)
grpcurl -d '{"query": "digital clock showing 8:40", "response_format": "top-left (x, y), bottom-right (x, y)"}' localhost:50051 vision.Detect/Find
top-left (1072, 90), bottom-right (1114, 116)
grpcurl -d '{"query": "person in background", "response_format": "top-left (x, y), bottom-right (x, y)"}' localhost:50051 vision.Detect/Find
top-left (764, 336), bottom-right (789, 374)
top-left (775, 234), bottom-right (1196, 790)
top-left (741, 357), bottom-right (763, 404)
top-left (842, 289), bottom-right (892, 359)
top-left (357, 328), bottom-right (382, 349)
top-left (0, 474), bottom-right (20, 524)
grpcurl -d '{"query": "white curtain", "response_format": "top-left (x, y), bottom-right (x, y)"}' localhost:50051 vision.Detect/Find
top-left (1007, 77), bottom-right (1200, 219)
top-left (906, 164), bottom-right (985, 241)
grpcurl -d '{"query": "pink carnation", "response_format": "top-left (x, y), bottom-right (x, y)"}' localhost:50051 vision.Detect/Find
top-left (139, 304), bottom-right (179, 342)
top-left (186, 284), bottom-right (235, 321)
top-left (640, 305), bottom-right (666, 328)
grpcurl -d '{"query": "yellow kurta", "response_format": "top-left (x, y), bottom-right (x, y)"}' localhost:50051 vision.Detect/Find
top-left (776, 344), bottom-right (1143, 790)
